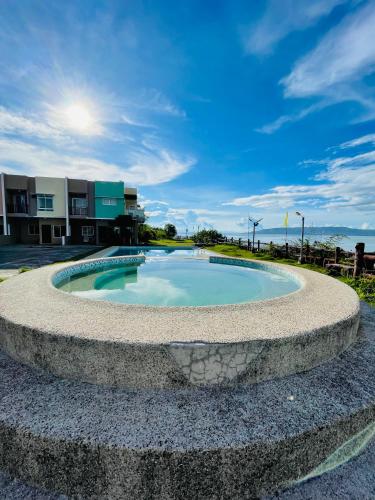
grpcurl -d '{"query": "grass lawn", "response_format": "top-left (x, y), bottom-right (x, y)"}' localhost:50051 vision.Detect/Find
top-left (208, 244), bottom-right (375, 307)
top-left (149, 239), bottom-right (195, 246)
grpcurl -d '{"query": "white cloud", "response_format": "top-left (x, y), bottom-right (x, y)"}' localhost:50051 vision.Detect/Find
top-left (282, 2), bottom-right (375, 98)
top-left (256, 101), bottom-right (327, 134)
top-left (0, 138), bottom-right (195, 186)
top-left (245, 0), bottom-right (346, 55)
top-left (0, 106), bottom-right (65, 141)
top-left (141, 199), bottom-right (169, 207)
top-left (124, 149), bottom-right (195, 185)
top-left (138, 89), bottom-right (186, 118)
top-left (224, 149), bottom-right (375, 212)
top-left (145, 210), bottom-right (165, 217)
top-left (339, 133), bottom-right (375, 149)
top-left (258, 2), bottom-right (375, 133)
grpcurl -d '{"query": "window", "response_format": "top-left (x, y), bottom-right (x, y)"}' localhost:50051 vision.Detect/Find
top-left (28, 223), bottom-right (39, 236)
top-left (53, 225), bottom-right (66, 238)
top-left (37, 194), bottom-right (53, 211)
top-left (72, 197), bottom-right (87, 208)
top-left (82, 226), bottom-right (94, 237)
top-left (102, 198), bottom-right (117, 206)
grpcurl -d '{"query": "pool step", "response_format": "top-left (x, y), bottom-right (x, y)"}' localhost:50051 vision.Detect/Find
top-left (0, 303), bottom-right (374, 499)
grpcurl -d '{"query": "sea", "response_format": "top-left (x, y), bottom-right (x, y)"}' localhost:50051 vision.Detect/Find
top-left (231, 234), bottom-right (375, 252)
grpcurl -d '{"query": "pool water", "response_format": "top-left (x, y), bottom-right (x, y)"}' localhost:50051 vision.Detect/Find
top-left (58, 257), bottom-right (300, 307)
top-left (110, 246), bottom-right (203, 257)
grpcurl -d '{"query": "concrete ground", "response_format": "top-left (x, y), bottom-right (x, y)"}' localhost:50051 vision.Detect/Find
top-left (0, 245), bottom-right (101, 270)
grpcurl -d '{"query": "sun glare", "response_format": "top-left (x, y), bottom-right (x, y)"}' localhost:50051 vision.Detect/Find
top-left (63, 103), bottom-right (95, 133)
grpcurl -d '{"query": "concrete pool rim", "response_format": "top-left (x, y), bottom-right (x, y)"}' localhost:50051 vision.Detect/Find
top-left (0, 254), bottom-right (360, 388)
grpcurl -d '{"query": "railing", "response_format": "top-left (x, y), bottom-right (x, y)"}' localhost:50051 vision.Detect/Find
top-left (210, 237), bottom-right (375, 278)
top-left (70, 206), bottom-right (88, 216)
top-left (7, 203), bottom-right (28, 214)
top-left (126, 208), bottom-right (145, 221)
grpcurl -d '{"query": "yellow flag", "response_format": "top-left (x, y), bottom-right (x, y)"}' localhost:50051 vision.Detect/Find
top-left (283, 212), bottom-right (289, 227)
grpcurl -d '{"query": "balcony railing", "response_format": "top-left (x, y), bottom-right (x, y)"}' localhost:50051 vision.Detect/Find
top-left (70, 206), bottom-right (88, 216)
top-left (7, 203), bottom-right (28, 214)
top-left (126, 207), bottom-right (145, 221)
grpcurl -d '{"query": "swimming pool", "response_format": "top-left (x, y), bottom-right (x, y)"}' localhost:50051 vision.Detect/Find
top-left (107, 245), bottom-right (203, 258)
top-left (56, 253), bottom-right (301, 307)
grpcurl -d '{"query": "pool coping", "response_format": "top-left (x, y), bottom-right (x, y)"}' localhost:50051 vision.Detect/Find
top-left (0, 254), bottom-right (360, 388)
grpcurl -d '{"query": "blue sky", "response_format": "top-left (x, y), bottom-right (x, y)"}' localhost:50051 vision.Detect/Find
top-left (0, 0), bottom-right (374, 233)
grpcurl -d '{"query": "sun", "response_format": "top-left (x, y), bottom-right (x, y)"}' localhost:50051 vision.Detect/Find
top-left (63, 103), bottom-right (95, 133)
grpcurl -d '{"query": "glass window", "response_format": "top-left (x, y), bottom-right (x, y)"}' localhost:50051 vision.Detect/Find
top-left (28, 223), bottom-right (39, 236)
top-left (37, 194), bottom-right (53, 211)
top-left (53, 226), bottom-right (66, 238)
top-left (72, 197), bottom-right (87, 208)
top-left (82, 226), bottom-right (94, 237)
top-left (102, 198), bottom-right (117, 206)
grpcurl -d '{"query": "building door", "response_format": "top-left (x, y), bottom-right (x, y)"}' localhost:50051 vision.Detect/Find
top-left (41, 224), bottom-right (52, 244)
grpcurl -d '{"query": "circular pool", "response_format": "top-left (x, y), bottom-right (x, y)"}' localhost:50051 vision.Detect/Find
top-left (55, 256), bottom-right (301, 306)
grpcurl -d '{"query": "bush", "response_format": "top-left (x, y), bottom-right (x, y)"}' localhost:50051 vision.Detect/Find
top-left (192, 229), bottom-right (224, 244)
top-left (342, 277), bottom-right (375, 305)
top-left (138, 224), bottom-right (157, 243)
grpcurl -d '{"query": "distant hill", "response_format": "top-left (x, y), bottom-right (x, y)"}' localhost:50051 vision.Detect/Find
top-left (255, 226), bottom-right (375, 236)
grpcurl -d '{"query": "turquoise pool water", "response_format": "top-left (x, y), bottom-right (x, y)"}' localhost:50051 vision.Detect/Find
top-left (58, 256), bottom-right (300, 307)
top-left (109, 246), bottom-right (202, 257)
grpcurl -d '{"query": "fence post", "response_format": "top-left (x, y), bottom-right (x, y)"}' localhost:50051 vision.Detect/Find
top-left (257, 240), bottom-right (260, 252)
top-left (354, 242), bottom-right (365, 277)
top-left (334, 247), bottom-right (341, 264)
top-left (231, 237), bottom-right (233, 244)
top-left (238, 238), bottom-right (241, 247)
top-left (285, 242), bottom-right (289, 258)
top-left (247, 238), bottom-right (250, 250)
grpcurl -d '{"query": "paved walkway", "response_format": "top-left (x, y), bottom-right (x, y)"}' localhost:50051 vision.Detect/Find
top-left (0, 245), bottom-right (101, 270)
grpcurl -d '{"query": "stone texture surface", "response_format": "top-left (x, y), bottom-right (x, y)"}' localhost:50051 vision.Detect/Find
top-left (0, 303), bottom-right (373, 499)
top-left (1, 438), bottom-right (374, 499)
top-left (0, 256), bottom-right (360, 388)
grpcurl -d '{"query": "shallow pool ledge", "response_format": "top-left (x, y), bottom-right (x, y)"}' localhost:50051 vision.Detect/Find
top-left (0, 256), bottom-right (360, 389)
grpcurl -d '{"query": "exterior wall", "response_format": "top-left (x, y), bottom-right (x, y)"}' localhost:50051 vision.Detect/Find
top-left (70, 219), bottom-right (96, 245)
top-left (4, 174), bottom-right (29, 190)
top-left (0, 235), bottom-right (16, 245)
top-left (39, 218), bottom-right (66, 245)
top-left (94, 181), bottom-right (124, 219)
top-left (88, 182), bottom-right (95, 218)
top-left (35, 177), bottom-right (66, 219)
top-left (17, 219), bottom-right (39, 244)
top-left (28, 177), bottom-right (37, 216)
top-left (68, 179), bottom-right (88, 194)
top-left (124, 187), bottom-right (137, 209)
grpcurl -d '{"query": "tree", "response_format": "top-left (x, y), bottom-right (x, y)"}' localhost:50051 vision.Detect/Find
top-left (164, 223), bottom-right (177, 239)
top-left (138, 224), bottom-right (157, 243)
top-left (191, 229), bottom-right (224, 244)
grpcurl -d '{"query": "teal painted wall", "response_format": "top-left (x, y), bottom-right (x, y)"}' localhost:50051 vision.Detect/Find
top-left (94, 181), bottom-right (125, 218)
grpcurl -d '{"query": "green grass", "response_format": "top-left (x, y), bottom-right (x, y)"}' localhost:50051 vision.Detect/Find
top-left (148, 239), bottom-right (195, 247)
top-left (208, 244), bottom-right (374, 307)
top-left (18, 266), bottom-right (31, 273)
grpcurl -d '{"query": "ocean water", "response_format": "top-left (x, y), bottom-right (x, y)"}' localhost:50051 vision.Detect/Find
top-left (58, 257), bottom-right (300, 307)
top-left (234, 234), bottom-right (375, 252)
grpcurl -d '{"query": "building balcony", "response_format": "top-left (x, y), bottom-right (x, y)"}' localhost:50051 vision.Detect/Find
top-left (70, 206), bottom-right (88, 216)
top-left (7, 203), bottom-right (28, 214)
top-left (125, 207), bottom-right (145, 222)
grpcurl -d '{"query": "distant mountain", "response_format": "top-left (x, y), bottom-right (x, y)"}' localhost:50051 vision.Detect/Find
top-left (255, 226), bottom-right (375, 236)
